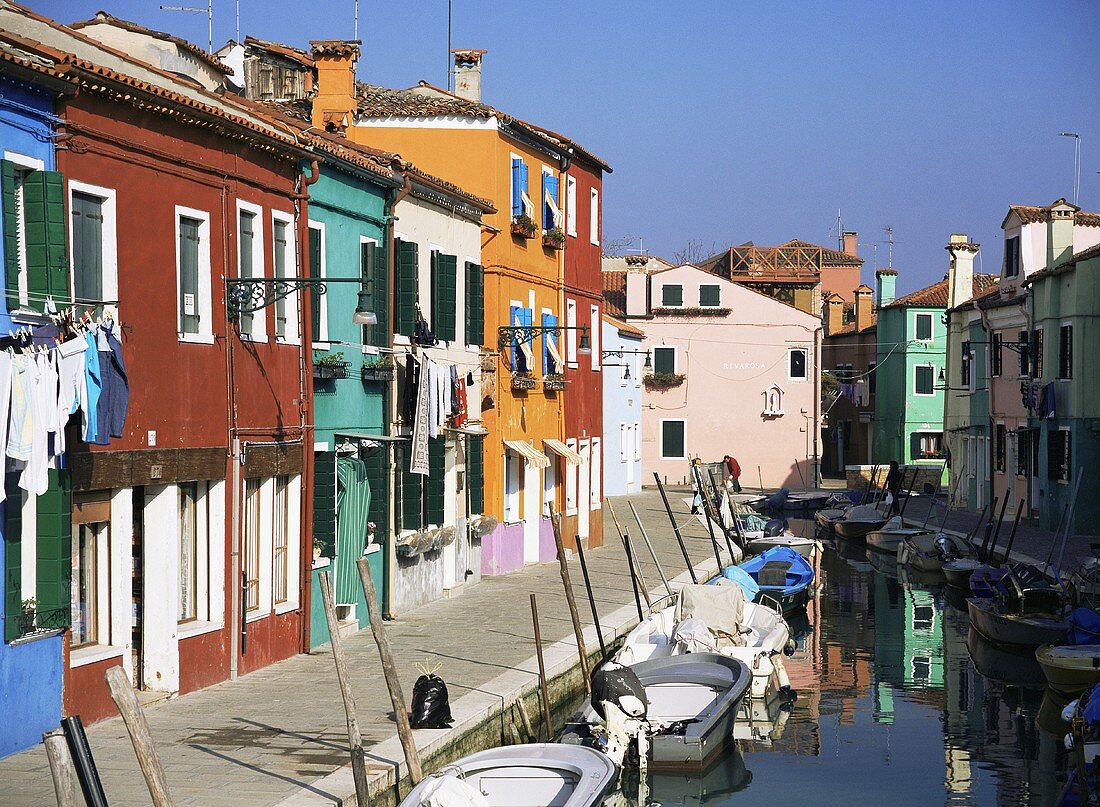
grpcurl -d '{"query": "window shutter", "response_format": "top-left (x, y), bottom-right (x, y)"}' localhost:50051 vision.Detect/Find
top-left (401, 464), bottom-right (423, 531)
top-left (542, 312), bottom-right (559, 374)
top-left (396, 239), bottom-right (418, 338)
top-left (427, 437), bottom-right (446, 525)
top-left (23, 170), bottom-right (69, 310)
top-left (1032, 329), bottom-right (1044, 378)
top-left (71, 191), bottom-right (104, 309)
top-left (308, 226), bottom-right (322, 342)
top-left (542, 173), bottom-right (559, 230)
top-left (3, 476), bottom-right (22, 642)
top-left (179, 217), bottom-right (201, 334)
top-left (662, 285), bottom-right (682, 307)
top-left (360, 240), bottom-right (375, 345)
top-left (35, 468), bottom-right (72, 628)
top-left (2, 161), bottom-right (19, 310)
top-left (509, 305), bottom-right (520, 371)
top-left (467, 437), bottom-right (484, 514)
top-left (362, 446), bottom-right (390, 548)
top-left (654, 348), bottom-right (675, 376)
top-left (1018, 330), bottom-right (1029, 376)
top-left (312, 451), bottom-right (337, 557)
top-left (369, 240), bottom-right (388, 347)
top-left (433, 253), bottom-right (457, 342)
top-left (700, 285), bottom-right (720, 307)
top-left (511, 158), bottom-right (523, 216)
top-left (465, 262), bottom-right (483, 346)
top-left (663, 421), bottom-right (684, 458)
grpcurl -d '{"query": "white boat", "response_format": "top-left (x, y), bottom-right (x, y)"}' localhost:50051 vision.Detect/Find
top-left (866, 517), bottom-right (930, 555)
top-left (615, 584), bottom-right (792, 698)
top-left (398, 744), bottom-right (618, 807)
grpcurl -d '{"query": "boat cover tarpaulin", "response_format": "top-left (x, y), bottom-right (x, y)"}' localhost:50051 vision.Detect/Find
top-left (675, 584), bottom-right (747, 645)
top-left (1068, 607), bottom-right (1100, 645)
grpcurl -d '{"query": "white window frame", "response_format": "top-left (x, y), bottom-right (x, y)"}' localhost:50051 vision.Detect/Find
top-left (307, 220), bottom-right (329, 345)
top-left (698, 283), bottom-right (722, 308)
top-left (566, 175), bottom-right (577, 237)
top-left (660, 419), bottom-right (687, 460)
top-left (359, 235), bottom-right (383, 351)
top-left (661, 283), bottom-right (684, 308)
top-left (913, 312), bottom-right (934, 342)
top-left (653, 345), bottom-right (677, 375)
top-left (913, 363), bottom-right (936, 397)
top-left (590, 437), bottom-right (602, 510)
top-left (272, 210), bottom-right (299, 345)
top-left (566, 298), bottom-right (578, 367)
top-left (543, 453), bottom-right (556, 503)
top-left (565, 438), bottom-right (579, 515)
top-left (590, 304), bottom-right (600, 371)
top-left (236, 200), bottom-right (267, 342)
top-left (174, 205), bottom-right (213, 344)
top-left (504, 450), bottom-right (521, 522)
top-left (176, 479), bottom-right (227, 639)
top-left (68, 178), bottom-right (119, 315)
top-left (788, 347), bottom-right (809, 382)
top-left (273, 474), bottom-right (301, 615)
top-left (619, 424), bottom-right (628, 463)
top-left (589, 188), bottom-right (599, 246)
top-left (633, 424), bottom-right (642, 462)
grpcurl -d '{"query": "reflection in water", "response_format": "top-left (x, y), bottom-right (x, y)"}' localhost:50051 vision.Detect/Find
top-left (643, 519), bottom-right (1071, 806)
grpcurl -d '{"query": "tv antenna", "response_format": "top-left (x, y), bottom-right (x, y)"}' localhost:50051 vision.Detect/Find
top-left (160, 0), bottom-right (212, 53)
top-left (883, 225), bottom-right (896, 268)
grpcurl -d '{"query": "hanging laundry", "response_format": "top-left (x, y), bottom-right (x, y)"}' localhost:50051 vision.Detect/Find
top-left (56, 336), bottom-right (88, 455)
top-left (452, 370), bottom-right (468, 429)
top-left (21, 353), bottom-right (50, 495)
top-left (96, 319), bottom-right (129, 441)
top-left (409, 355), bottom-right (431, 475)
top-left (402, 354), bottom-right (419, 425)
top-left (1041, 382), bottom-right (1056, 419)
top-left (7, 353), bottom-right (32, 463)
top-left (81, 329), bottom-right (103, 444)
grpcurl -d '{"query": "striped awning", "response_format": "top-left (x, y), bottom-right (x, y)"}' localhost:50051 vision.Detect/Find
top-left (504, 439), bottom-right (550, 468)
top-left (544, 439), bottom-right (583, 465)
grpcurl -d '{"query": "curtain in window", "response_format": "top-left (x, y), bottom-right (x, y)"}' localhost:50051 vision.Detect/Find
top-left (335, 457), bottom-right (370, 606)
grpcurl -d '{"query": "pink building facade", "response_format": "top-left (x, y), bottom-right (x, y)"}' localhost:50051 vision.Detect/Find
top-left (620, 264), bottom-right (822, 488)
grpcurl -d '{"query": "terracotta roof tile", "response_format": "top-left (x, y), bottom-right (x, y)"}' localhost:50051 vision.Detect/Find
top-left (70, 11), bottom-right (231, 74)
top-left (1002, 199), bottom-right (1100, 229)
top-left (829, 314), bottom-right (877, 336)
top-left (244, 36), bottom-right (313, 68)
top-left (883, 274), bottom-right (999, 309)
top-left (602, 270), bottom-right (627, 317)
top-left (355, 81), bottom-right (610, 172)
top-left (309, 40), bottom-right (359, 58)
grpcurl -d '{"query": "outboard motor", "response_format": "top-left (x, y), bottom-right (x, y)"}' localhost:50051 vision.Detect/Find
top-left (764, 518), bottom-right (788, 538)
top-left (590, 661), bottom-right (650, 768)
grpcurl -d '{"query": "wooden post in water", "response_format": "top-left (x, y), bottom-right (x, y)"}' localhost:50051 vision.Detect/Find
top-left (355, 556), bottom-right (423, 785)
top-left (530, 593), bottom-right (554, 740)
top-left (318, 570), bottom-right (370, 804)
top-left (691, 462), bottom-right (727, 569)
top-left (629, 501), bottom-right (673, 598)
top-left (104, 664), bottom-right (174, 807)
top-left (573, 530), bottom-right (608, 660)
top-left (607, 500), bottom-right (653, 610)
top-left (547, 501), bottom-right (590, 693)
top-left (43, 730), bottom-right (80, 807)
top-left (515, 697), bottom-right (536, 742)
top-left (653, 472), bottom-right (697, 583)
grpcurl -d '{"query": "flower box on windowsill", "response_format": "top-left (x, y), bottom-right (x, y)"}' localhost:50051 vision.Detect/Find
top-left (361, 366), bottom-right (396, 383)
top-left (651, 307), bottom-right (732, 317)
top-left (511, 215), bottom-right (538, 239)
top-left (543, 375), bottom-right (567, 391)
top-left (511, 373), bottom-right (537, 391)
top-left (542, 229), bottom-right (565, 250)
top-left (313, 362), bottom-right (350, 380)
top-left (643, 372), bottom-right (686, 390)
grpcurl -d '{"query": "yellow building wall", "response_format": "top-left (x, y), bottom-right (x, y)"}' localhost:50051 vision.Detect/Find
top-left (345, 124), bottom-right (564, 525)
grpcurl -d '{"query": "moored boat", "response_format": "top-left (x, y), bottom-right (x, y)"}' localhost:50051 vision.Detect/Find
top-left (719, 546), bottom-right (814, 615)
top-left (398, 744), bottom-right (618, 807)
top-left (900, 530), bottom-right (972, 573)
top-left (967, 626), bottom-right (1047, 688)
top-left (944, 557), bottom-right (983, 589)
top-left (1037, 644), bottom-right (1100, 695)
top-left (866, 517), bottom-right (930, 555)
top-left (833, 505), bottom-right (887, 541)
top-left (967, 596), bottom-right (1069, 648)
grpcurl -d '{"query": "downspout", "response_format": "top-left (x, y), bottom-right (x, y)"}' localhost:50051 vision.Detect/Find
top-left (558, 152), bottom-right (571, 477)
top-left (977, 303), bottom-right (997, 519)
top-left (814, 325), bottom-right (822, 488)
top-left (224, 178), bottom-right (241, 680)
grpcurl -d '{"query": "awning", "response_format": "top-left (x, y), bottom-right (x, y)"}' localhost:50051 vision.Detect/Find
top-left (504, 439), bottom-right (551, 468)
top-left (544, 439), bottom-right (583, 466)
top-left (445, 425), bottom-right (489, 437)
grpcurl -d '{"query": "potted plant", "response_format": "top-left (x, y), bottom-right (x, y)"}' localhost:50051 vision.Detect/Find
top-left (361, 355), bottom-right (395, 382)
top-left (643, 372), bottom-right (686, 390)
top-left (313, 351), bottom-right (349, 380)
top-left (366, 521), bottom-right (377, 545)
top-left (542, 227), bottom-right (565, 250)
top-left (511, 371), bottom-right (537, 391)
top-left (543, 372), bottom-right (567, 391)
top-left (510, 214), bottom-right (538, 239)
top-left (20, 598), bottom-right (36, 634)
top-left (313, 537), bottom-right (326, 561)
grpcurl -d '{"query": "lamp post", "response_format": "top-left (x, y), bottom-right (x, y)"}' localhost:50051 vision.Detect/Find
top-left (1059, 132), bottom-right (1081, 206)
top-left (226, 277), bottom-right (377, 324)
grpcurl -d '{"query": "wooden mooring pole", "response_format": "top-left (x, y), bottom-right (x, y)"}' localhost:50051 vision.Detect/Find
top-left (530, 593), bottom-right (554, 741)
top-left (547, 501), bottom-right (591, 693)
top-left (104, 664), bottom-right (174, 807)
top-left (653, 472), bottom-right (697, 583)
top-left (607, 499), bottom-right (652, 611)
top-left (318, 570), bottom-right (370, 805)
top-left (43, 729), bottom-right (80, 807)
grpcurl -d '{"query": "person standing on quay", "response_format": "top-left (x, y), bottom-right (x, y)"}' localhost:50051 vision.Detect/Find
top-left (723, 454), bottom-right (742, 493)
top-left (885, 460), bottom-right (903, 517)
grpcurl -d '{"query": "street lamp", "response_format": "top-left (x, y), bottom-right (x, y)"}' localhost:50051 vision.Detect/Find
top-left (226, 276), bottom-right (377, 325)
top-left (600, 348), bottom-right (652, 370)
top-left (497, 324), bottom-right (592, 355)
top-left (352, 290), bottom-right (377, 325)
top-left (1059, 132), bottom-right (1081, 206)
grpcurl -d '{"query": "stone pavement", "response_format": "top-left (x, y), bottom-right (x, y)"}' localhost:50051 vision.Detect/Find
top-left (0, 492), bottom-right (718, 807)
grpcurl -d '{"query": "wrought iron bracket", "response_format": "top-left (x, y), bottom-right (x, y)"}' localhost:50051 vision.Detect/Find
top-left (497, 324), bottom-right (587, 350)
top-left (225, 277), bottom-right (367, 317)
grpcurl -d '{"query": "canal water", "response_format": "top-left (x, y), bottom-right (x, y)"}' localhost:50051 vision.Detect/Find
top-left (644, 518), bottom-right (1072, 806)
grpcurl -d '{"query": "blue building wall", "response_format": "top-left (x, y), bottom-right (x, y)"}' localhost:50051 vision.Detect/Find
top-left (601, 319), bottom-right (644, 496)
top-left (0, 75), bottom-right (64, 758)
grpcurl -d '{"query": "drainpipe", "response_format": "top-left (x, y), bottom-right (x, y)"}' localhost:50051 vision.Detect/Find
top-left (977, 304), bottom-right (998, 518)
top-left (814, 325), bottom-right (822, 488)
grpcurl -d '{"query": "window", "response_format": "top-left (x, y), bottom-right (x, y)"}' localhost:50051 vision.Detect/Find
top-left (565, 438), bottom-right (578, 514)
top-left (359, 238), bottom-right (381, 346)
top-left (394, 238), bottom-right (418, 338)
top-left (431, 250), bottom-right (458, 342)
top-left (541, 168), bottom-right (560, 232)
top-left (633, 426), bottom-right (642, 462)
top-left (566, 298), bottom-right (578, 365)
top-left (590, 438), bottom-right (602, 510)
top-left (1018, 330), bottom-right (1030, 376)
top-left (1059, 324), bottom-right (1072, 379)
top-left (619, 424), bottom-right (629, 463)
top-left (995, 424), bottom-right (1007, 472)
top-left (307, 222), bottom-right (327, 343)
top-left (273, 212), bottom-right (297, 343)
top-left (589, 188), bottom-right (599, 246)
top-left (914, 312), bottom-right (933, 341)
top-left (175, 207), bottom-right (212, 341)
top-left (566, 176), bottom-right (577, 237)
top-left (273, 476), bottom-right (289, 605)
top-left (72, 521), bottom-right (108, 647)
top-left (699, 284), bottom-right (721, 307)
top-left (653, 346), bottom-right (676, 375)
top-left (510, 156), bottom-right (530, 218)
top-left (542, 312), bottom-right (561, 375)
top-left (176, 481), bottom-right (219, 627)
top-left (914, 364), bottom-right (935, 395)
top-left (961, 340), bottom-right (972, 389)
top-left (991, 333), bottom-right (1002, 378)
top-left (237, 202), bottom-right (266, 340)
top-left (1048, 428), bottom-right (1071, 482)
top-left (465, 261), bottom-right (484, 347)
top-left (660, 420), bottom-right (686, 459)
top-left (244, 478), bottom-right (261, 611)
top-left (661, 284), bottom-right (683, 307)
top-left (1004, 236), bottom-right (1020, 277)
top-left (543, 452), bottom-right (556, 503)
top-left (179, 483), bottom-right (198, 622)
top-left (868, 361), bottom-right (877, 396)
top-left (590, 305), bottom-right (600, 371)
top-left (1016, 429), bottom-right (1029, 477)
top-left (788, 348), bottom-right (808, 381)
top-left (68, 181), bottom-right (118, 316)
top-left (504, 450), bottom-right (521, 521)
top-left (912, 432), bottom-right (945, 459)
top-left (1032, 328), bottom-right (1044, 378)
top-left (509, 305), bottom-right (534, 372)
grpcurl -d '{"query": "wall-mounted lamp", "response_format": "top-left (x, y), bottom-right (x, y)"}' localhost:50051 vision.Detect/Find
top-left (601, 348), bottom-right (652, 370)
top-left (226, 276), bottom-right (377, 326)
top-left (497, 324), bottom-right (591, 355)
top-left (352, 290), bottom-right (378, 325)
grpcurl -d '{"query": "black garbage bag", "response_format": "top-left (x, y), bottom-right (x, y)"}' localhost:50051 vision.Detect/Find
top-left (409, 673), bottom-right (454, 729)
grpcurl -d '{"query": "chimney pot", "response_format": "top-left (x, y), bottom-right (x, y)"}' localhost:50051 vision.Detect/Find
top-left (946, 234), bottom-right (978, 309)
top-left (452, 49), bottom-right (487, 102)
top-left (875, 269), bottom-right (897, 307)
top-left (1047, 199), bottom-right (1076, 268)
top-left (842, 231), bottom-right (858, 257)
top-left (854, 285), bottom-right (873, 333)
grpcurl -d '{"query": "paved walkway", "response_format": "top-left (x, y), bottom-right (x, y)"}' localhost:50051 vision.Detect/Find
top-left (0, 492), bottom-right (717, 807)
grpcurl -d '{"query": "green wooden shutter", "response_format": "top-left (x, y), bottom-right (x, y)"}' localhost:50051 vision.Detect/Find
top-left (465, 262), bottom-right (483, 347)
top-left (467, 437), bottom-right (484, 514)
top-left (396, 239), bottom-right (418, 338)
top-left (362, 446), bottom-right (390, 547)
top-left (359, 240), bottom-right (375, 347)
top-left (308, 226), bottom-right (322, 343)
top-left (1, 161), bottom-right (19, 310)
top-left (71, 191), bottom-right (104, 309)
top-left (662, 421), bottom-right (685, 458)
top-left (401, 464), bottom-right (423, 531)
top-left (35, 468), bottom-right (71, 629)
top-left (312, 451), bottom-right (337, 557)
top-left (23, 170), bottom-right (69, 310)
top-left (433, 253), bottom-right (457, 342)
top-left (427, 437), bottom-right (446, 526)
top-left (3, 476), bottom-right (23, 643)
top-left (370, 239), bottom-right (389, 347)
top-left (654, 347), bottom-right (675, 375)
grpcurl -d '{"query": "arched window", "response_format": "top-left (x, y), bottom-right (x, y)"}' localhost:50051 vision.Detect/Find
top-left (762, 384), bottom-right (784, 417)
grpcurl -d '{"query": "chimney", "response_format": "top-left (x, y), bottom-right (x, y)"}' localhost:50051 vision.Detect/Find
top-left (452, 49), bottom-right (488, 102)
top-left (824, 293), bottom-right (844, 336)
top-left (854, 284), bottom-right (873, 333)
top-left (875, 269), bottom-right (897, 307)
top-left (1047, 199), bottom-right (1076, 268)
top-left (310, 40), bottom-right (360, 134)
top-left (625, 269), bottom-right (649, 318)
top-left (842, 231), bottom-right (858, 257)
top-left (946, 233), bottom-right (979, 309)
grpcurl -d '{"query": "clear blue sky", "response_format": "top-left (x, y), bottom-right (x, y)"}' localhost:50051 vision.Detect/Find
top-left (30, 0), bottom-right (1100, 295)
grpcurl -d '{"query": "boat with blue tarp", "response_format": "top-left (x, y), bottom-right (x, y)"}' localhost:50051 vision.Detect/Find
top-left (712, 547), bottom-right (814, 615)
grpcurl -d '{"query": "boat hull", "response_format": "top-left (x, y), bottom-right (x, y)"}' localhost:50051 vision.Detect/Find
top-left (744, 535), bottom-right (817, 559)
top-left (866, 528), bottom-right (929, 555)
top-left (967, 627), bottom-right (1047, 688)
top-left (834, 519), bottom-right (885, 541)
top-left (943, 558), bottom-right (982, 589)
top-left (966, 597), bottom-right (1068, 648)
top-left (1036, 644), bottom-right (1100, 694)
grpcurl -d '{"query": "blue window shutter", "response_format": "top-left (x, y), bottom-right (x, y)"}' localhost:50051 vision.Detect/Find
top-left (509, 304), bottom-right (519, 370)
top-left (519, 163), bottom-right (528, 213)
top-left (511, 159), bottom-right (521, 216)
top-left (543, 175), bottom-right (559, 230)
top-left (542, 313), bottom-right (558, 374)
